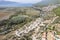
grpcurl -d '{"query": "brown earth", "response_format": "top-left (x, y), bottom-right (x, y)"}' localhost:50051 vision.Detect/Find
top-left (0, 12), bottom-right (15, 20)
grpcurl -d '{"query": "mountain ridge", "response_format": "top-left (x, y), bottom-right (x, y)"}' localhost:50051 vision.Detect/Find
top-left (34, 0), bottom-right (60, 7)
top-left (0, 1), bottom-right (33, 7)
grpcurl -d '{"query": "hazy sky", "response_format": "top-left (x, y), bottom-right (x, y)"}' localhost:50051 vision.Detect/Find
top-left (0, 0), bottom-right (42, 3)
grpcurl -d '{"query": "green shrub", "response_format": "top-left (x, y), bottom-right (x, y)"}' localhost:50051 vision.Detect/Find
top-left (56, 31), bottom-right (60, 35)
top-left (0, 20), bottom-right (9, 26)
top-left (9, 15), bottom-right (26, 25)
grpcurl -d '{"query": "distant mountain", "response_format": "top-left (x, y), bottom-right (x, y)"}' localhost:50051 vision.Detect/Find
top-left (0, 1), bottom-right (33, 7)
top-left (34, 0), bottom-right (60, 7)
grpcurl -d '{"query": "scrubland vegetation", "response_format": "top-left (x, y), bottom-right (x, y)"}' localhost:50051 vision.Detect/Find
top-left (50, 7), bottom-right (60, 35)
top-left (0, 6), bottom-right (60, 40)
top-left (0, 7), bottom-right (40, 35)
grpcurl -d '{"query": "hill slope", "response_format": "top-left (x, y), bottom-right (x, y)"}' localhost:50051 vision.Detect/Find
top-left (34, 0), bottom-right (60, 7)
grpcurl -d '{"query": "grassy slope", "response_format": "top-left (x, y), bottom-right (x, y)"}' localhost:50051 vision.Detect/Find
top-left (53, 7), bottom-right (60, 16)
